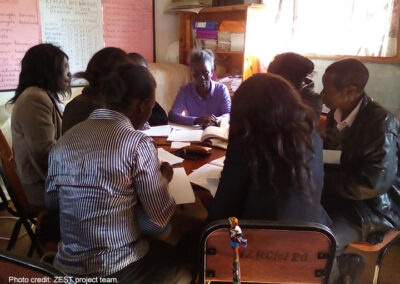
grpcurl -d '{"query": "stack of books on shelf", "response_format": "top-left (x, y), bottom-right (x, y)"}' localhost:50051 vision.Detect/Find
top-left (194, 21), bottom-right (218, 50)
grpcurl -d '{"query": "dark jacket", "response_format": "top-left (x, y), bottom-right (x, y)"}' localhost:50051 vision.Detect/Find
top-left (323, 95), bottom-right (400, 242)
top-left (208, 131), bottom-right (331, 226)
top-left (300, 78), bottom-right (322, 118)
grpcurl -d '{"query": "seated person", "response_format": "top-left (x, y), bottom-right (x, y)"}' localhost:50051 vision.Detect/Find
top-left (208, 73), bottom-right (330, 227)
top-left (128, 52), bottom-right (168, 126)
top-left (268, 52), bottom-right (322, 118)
top-left (168, 49), bottom-right (231, 128)
top-left (62, 47), bottom-right (130, 134)
top-left (321, 58), bottom-right (400, 283)
top-left (46, 64), bottom-right (190, 283)
top-left (9, 43), bottom-right (71, 207)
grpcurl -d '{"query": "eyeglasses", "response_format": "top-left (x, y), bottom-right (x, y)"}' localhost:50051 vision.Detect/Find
top-left (192, 70), bottom-right (212, 78)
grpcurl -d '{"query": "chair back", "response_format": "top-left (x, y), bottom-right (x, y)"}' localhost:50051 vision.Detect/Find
top-left (0, 129), bottom-right (42, 217)
top-left (199, 220), bottom-right (336, 284)
top-left (0, 249), bottom-right (71, 282)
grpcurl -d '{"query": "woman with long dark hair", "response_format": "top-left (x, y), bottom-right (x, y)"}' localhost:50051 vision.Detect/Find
top-left (9, 43), bottom-right (71, 207)
top-left (208, 73), bottom-right (330, 225)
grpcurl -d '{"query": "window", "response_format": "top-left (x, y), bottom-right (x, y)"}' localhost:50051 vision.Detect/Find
top-left (244, 0), bottom-right (400, 76)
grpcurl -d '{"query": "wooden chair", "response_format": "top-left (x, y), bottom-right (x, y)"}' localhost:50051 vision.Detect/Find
top-left (0, 129), bottom-right (45, 257)
top-left (198, 219), bottom-right (336, 284)
top-left (0, 249), bottom-right (72, 283)
top-left (348, 230), bottom-right (400, 284)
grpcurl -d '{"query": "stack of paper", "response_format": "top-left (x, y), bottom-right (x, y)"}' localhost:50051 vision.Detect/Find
top-left (188, 156), bottom-right (225, 196)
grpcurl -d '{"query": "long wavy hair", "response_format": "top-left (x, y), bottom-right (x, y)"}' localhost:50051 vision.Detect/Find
top-left (8, 43), bottom-right (69, 104)
top-left (230, 73), bottom-right (316, 199)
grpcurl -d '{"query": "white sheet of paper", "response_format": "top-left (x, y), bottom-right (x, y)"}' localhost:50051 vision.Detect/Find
top-left (169, 168), bottom-right (195, 204)
top-left (140, 125), bottom-right (172, 137)
top-left (157, 148), bottom-right (184, 165)
top-left (170, 142), bottom-right (191, 149)
top-left (167, 128), bottom-right (203, 142)
top-left (188, 163), bottom-right (223, 197)
top-left (209, 156), bottom-right (226, 168)
top-left (323, 150), bottom-right (342, 164)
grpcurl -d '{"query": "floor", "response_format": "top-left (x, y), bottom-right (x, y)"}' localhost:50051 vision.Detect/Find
top-left (1, 202), bottom-right (399, 283)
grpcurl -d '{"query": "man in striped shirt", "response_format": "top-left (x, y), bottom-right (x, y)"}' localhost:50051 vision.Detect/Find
top-left (45, 64), bottom-right (190, 283)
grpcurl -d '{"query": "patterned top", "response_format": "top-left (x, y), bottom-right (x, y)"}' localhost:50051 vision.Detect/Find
top-left (45, 108), bottom-right (175, 276)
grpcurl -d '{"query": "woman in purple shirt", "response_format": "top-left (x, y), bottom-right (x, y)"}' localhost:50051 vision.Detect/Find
top-left (168, 49), bottom-right (231, 128)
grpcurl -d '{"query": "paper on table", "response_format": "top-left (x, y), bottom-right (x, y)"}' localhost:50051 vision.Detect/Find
top-left (188, 164), bottom-right (222, 197)
top-left (171, 142), bottom-right (191, 149)
top-left (157, 148), bottom-right (184, 165)
top-left (141, 125), bottom-right (172, 137)
top-left (209, 156), bottom-right (225, 168)
top-left (169, 123), bottom-right (199, 131)
top-left (167, 129), bottom-right (203, 142)
top-left (323, 150), bottom-right (342, 164)
top-left (168, 168), bottom-right (195, 204)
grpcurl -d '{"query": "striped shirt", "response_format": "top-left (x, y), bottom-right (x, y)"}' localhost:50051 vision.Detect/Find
top-left (45, 109), bottom-right (176, 276)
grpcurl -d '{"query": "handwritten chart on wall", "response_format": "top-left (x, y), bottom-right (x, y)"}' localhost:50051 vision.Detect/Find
top-left (40, 0), bottom-right (104, 76)
top-left (0, 0), bottom-right (154, 91)
top-left (103, 0), bottom-right (153, 63)
top-left (0, 0), bottom-right (41, 90)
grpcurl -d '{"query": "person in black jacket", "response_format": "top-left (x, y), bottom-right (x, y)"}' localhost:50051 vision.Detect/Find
top-left (128, 53), bottom-right (168, 126)
top-left (268, 52), bottom-right (322, 118)
top-left (321, 58), bottom-right (400, 283)
top-left (208, 73), bottom-right (330, 226)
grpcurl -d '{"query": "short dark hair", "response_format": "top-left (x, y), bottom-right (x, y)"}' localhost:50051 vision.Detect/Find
top-left (128, 52), bottom-right (148, 67)
top-left (190, 49), bottom-right (215, 70)
top-left (268, 52), bottom-right (314, 89)
top-left (75, 47), bottom-right (130, 98)
top-left (325, 58), bottom-right (369, 92)
top-left (9, 43), bottom-right (69, 104)
top-left (102, 63), bottom-right (156, 111)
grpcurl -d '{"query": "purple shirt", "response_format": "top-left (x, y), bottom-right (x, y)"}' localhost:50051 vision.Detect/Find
top-left (168, 81), bottom-right (231, 125)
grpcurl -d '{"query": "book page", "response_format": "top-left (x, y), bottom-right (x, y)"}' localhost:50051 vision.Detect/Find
top-left (167, 128), bottom-right (203, 142)
top-left (169, 168), bottom-right (195, 204)
top-left (157, 148), bottom-right (184, 166)
top-left (201, 125), bottom-right (229, 142)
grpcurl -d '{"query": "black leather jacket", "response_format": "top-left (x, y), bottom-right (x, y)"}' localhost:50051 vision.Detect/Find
top-left (323, 95), bottom-right (400, 242)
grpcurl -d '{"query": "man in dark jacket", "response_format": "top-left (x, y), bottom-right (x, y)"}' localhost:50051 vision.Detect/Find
top-left (321, 58), bottom-right (400, 283)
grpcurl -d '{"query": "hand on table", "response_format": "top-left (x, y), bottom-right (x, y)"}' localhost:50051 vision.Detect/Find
top-left (194, 115), bottom-right (218, 129)
top-left (160, 162), bottom-right (173, 183)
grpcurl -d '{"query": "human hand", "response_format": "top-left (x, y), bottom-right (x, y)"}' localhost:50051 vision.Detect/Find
top-left (194, 115), bottom-right (218, 129)
top-left (160, 162), bottom-right (173, 183)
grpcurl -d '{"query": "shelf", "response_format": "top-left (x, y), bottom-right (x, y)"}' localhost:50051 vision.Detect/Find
top-left (214, 50), bottom-right (243, 55)
top-left (199, 4), bottom-right (264, 13)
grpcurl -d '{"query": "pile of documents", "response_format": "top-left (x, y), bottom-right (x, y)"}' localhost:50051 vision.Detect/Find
top-left (188, 156), bottom-right (225, 197)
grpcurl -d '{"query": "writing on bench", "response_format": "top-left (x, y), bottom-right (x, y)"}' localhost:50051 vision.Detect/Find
top-left (239, 250), bottom-right (308, 262)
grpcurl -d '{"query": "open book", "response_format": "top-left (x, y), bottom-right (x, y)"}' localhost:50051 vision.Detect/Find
top-left (167, 125), bottom-right (229, 143)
